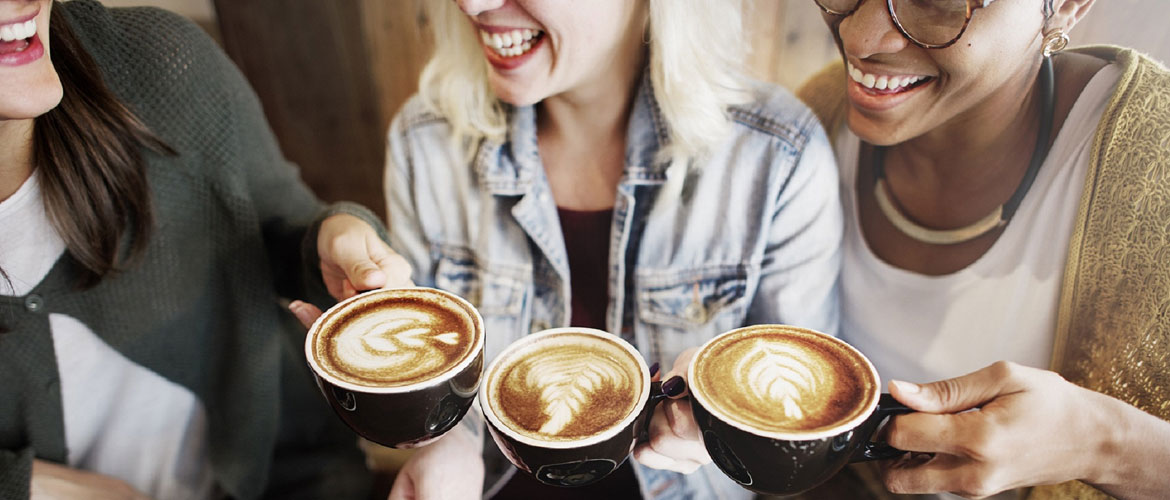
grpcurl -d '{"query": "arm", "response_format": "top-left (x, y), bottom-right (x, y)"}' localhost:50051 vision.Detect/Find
top-left (745, 120), bottom-right (842, 335)
top-left (883, 362), bottom-right (1170, 500)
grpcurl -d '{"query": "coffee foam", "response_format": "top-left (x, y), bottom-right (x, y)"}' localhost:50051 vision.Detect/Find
top-left (486, 331), bottom-right (643, 442)
top-left (311, 289), bottom-right (480, 388)
top-left (691, 326), bottom-right (876, 437)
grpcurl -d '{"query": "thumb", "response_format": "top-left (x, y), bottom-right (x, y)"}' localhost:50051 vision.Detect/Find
top-left (889, 362), bottom-right (1013, 414)
top-left (331, 242), bottom-right (388, 292)
top-left (387, 468), bottom-right (416, 500)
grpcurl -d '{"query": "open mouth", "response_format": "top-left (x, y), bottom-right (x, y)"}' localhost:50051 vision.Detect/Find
top-left (847, 62), bottom-right (934, 95)
top-left (479, 28), bottom-right (545, 59)
top-left (0, 17), bottom-right (37, 56)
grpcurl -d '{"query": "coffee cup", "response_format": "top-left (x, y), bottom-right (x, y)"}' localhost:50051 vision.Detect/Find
top-left (687, 324), bottom-right (910, 495)
top-left (479, 327), bottom-right (666, 487)
top-left (304, 287), bottom-right (484, 448)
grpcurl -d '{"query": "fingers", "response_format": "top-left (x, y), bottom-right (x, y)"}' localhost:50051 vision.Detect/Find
top-left (318, 215), bottom-right (415, 300)
top-left (387, 470), bottom-right (416, 500)
top-left (659, 347), bottom-right (699, 399)
top-left (289, 300), bottom-right (324, 329)
top-left (632, 398), bottom-right (710, 473)
top-left (883, 453), bottom-right (1006, 499)
top-left (885, 411), bottom-right (985, 457)
top-left (890, 361), bottom-right (1024, 414)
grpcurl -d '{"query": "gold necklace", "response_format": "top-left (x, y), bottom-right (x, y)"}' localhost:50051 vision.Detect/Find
top-left (871, 57), bottom-right (1056, 246)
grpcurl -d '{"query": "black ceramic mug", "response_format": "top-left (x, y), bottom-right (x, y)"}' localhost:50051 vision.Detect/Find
top-left (304, 287), bottom-right (485, 448)
top-left (686, 325), bottom-right (911, 495)
top-left (479, 328), bottom-right (667, 487)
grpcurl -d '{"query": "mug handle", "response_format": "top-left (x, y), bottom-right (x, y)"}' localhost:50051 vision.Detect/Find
top-left (635, 381), bottom-right (668, 444)
top-left (850, 393), bottom-right (914, 462)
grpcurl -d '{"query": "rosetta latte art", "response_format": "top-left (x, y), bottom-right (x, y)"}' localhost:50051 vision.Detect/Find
top-left (332, 309), bottom-right (462, 382)
top-left (738, 340), bottom-right (823, 422)
top-left (520, 351), bottom-right (634, 436)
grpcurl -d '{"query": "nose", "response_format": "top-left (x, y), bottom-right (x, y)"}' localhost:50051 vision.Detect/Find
top-left (454, 0), bottom-right (506, 16)
top-left (838, 0), bottom-right (910, 60)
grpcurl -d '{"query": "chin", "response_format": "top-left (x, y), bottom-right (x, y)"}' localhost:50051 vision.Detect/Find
top-left (846, 111), bottom-right (915, 147)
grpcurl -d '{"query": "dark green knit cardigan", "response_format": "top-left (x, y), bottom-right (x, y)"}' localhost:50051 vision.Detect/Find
top-left (0, 2), bottom-right (381, 498)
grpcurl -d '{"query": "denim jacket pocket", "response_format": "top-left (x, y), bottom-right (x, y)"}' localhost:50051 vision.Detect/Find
top-left (433, 250), bottom-right (526, 318)
top-left (636, 265), bottom-right (751, 331)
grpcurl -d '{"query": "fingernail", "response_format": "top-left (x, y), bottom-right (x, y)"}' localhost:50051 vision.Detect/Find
top-left (662, 376), bottom-right (686, 397)
top-left (648, 362), bottom-right (660, 378)
top-left (891, 380), bottom-right (920, 394)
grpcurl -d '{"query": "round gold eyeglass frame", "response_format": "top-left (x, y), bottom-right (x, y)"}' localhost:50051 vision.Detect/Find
top-left (814, 0), bottom-right (996, 49)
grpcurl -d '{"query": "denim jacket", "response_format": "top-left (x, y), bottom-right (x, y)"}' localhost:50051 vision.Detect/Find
top-left (383, 74), bottom-right (842, 499)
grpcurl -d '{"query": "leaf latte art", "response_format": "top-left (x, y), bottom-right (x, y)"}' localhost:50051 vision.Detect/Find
top-left (490, 333), bottom-right (642, 442)
top-left (740, 342), bottom-right (820, 421)
top-left (691, 326), bottom-right (875, 435)
top-left (313, 292), bottom-right (478, 388)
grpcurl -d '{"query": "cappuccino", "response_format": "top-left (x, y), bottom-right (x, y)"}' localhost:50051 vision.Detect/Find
top-left (309, 288), bottom-right (482, 388)
top-left (690, 325), bottom-right (877, 437)
top-left (484, 329), bottom-right (645, 442)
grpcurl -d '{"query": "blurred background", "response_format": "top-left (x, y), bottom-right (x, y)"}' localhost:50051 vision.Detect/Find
top-left (97, 0), bottom-right (1170, 222)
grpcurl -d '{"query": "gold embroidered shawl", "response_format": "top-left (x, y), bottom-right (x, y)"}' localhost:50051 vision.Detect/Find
top-left (796, 46), bottom-right (1170, 500)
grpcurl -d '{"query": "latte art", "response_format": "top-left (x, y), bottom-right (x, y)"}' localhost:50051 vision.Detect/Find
top-left (311, 289), bottom-right (480, 388)
top-left (691, 326), bottom-right (876, 436)
top-left (741, 341), bottom-right (820, 422)
top-left (487, 331), bottom-right (643, 442)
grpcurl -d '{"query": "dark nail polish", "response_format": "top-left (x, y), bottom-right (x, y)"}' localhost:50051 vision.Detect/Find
top-left (662, 376), bottom-right (686, 397)
top-left (648, 362), bottom-right (660, 377)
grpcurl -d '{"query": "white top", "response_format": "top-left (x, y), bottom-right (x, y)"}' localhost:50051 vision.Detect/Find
top-left (837, 62), bottom-right (1122, 386)
top-left (0, 172), bottom-right (214, 500)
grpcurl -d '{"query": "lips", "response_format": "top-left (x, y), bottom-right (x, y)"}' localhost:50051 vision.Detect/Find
top-left (0, 13), bottom-right (43, 66)
top-left (845, 61), bottom-right (935, 112)
top-left (477, 25), bottom-right (546, 71)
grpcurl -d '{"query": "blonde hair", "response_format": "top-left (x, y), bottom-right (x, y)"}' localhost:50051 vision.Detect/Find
top-left (418, 0), bottom-right (751, 164)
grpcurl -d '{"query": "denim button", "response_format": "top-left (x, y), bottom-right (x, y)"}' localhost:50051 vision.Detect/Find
top-left (25, 294), bottom-right (45, 313)
top-left (532, 320), bottom-right (550, 332)
top-left (684, 303), bottom-right (706, 323)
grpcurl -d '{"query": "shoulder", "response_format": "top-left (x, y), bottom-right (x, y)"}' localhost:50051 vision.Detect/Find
top-left (796, 61), bottom-right (849, 144)
top-left (60, 1), bottom-right (255, 139)
top-left (727, 80), bottom-right (824, 151)
top-left (392, 94), bottom-right (452, 136)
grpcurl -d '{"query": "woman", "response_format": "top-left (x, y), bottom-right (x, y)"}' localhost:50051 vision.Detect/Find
top-left (374, 0), bottom-right (841, 497)
top-left (0, 1), bottom-right (402, 498)
top-left (647, 0), bottom-right (1170, 499)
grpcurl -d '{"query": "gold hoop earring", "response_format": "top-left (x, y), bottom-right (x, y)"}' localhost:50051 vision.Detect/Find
top-left (1042, 29), bottom-right (1069, 58)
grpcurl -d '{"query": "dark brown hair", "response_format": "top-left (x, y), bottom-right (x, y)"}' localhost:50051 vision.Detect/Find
top-left (33, 3), bottom-right (173, 289)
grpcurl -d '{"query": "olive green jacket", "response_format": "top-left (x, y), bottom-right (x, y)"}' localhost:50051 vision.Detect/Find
top-left (0, 2), bottom-right (379, 499)
top-left (797, 46), bottom-right (1170, 500)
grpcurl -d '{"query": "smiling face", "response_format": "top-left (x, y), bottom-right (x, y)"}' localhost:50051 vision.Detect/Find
top-left (0, 0), bottom-right (61, 122)
top-left (824, 0), bottom-right (1048, 146)
top-left (455, 0), bottom-right (645, 106)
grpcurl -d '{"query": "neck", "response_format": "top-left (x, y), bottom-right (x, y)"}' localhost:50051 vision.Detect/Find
top-left (893, 59), bottom-right (1046, 192)
top-left (538, 51), bottom-right (645, 151)
top-left (0, 119), bottom-right (36, 202)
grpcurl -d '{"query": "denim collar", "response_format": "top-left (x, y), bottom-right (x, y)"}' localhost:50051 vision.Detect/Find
top-left (475, 68), bottom-right (672, 195)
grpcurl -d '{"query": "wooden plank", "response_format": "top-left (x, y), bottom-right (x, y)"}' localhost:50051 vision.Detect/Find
top-left (213, 0), bottom-right (389, 218)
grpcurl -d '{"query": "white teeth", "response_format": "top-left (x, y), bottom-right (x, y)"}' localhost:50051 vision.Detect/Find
top-left (0, 19), bottom-right (35, 42)
top-left (479, 28), bottom-right (543, 58)
top-left (847, 61), bottom-right (928, 91)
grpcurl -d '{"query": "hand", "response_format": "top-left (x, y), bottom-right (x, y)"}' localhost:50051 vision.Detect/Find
top-left (317, 213), bottom-right (413, 300)
top-left (632, 347), bottom-right (711, 474)
top-left (881, 361), bottom-right (1150, 499)
top-left (387, 424), bottom-right (484, 500)
top-left (31, 459), bottom-right (151, 500)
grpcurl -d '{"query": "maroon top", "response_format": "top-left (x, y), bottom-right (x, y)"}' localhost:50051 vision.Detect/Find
top-left (492, 207), bottom-right (642, 499)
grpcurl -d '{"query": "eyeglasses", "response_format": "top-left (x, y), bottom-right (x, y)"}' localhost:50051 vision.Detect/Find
top-left (814, 0), bottom-right (996, 49)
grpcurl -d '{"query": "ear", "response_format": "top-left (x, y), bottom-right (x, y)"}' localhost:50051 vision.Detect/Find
top-left (1050, 0), bottom-right (1097, 33)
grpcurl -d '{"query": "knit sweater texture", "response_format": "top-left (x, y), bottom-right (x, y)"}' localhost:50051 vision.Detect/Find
top-left (0, 2), bottom-right (381, 498)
